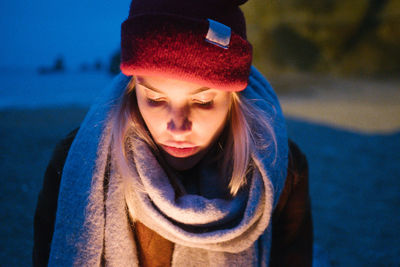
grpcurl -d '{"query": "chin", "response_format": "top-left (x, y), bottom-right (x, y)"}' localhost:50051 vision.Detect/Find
top-left (158, 142), bottom-right (214, 171)
top-left (160, 146), bottom-right (210, 171)
top-left (164, 153), bottom-right (201, 171)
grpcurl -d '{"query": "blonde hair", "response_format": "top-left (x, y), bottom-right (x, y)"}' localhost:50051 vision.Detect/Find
top-left (111, 77), bottom-right (277, 196)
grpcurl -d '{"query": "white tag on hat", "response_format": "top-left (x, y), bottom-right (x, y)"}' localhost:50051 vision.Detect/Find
top-left (205, 19), bottom-right (231, 49)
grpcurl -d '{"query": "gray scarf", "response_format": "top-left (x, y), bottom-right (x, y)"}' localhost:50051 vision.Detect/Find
top-left (48, 66), bottom-right (288, 266)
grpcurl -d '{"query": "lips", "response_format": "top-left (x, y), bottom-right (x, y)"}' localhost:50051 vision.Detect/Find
top-left (160, 144), bottom-right (199, 158)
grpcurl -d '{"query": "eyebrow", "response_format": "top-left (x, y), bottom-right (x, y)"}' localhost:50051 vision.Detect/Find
top-left (136, 78), bottom-right (211, 95)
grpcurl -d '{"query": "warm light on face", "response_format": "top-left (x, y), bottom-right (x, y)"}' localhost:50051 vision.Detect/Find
top-left (135, 75), bottom-right (232, 170)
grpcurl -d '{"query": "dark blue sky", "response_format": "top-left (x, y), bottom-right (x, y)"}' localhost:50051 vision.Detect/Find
top-left (0, 0), bottom-right (131, 70)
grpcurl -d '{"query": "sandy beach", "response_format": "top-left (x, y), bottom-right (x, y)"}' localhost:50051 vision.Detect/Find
top-left (0, 72), bottom-right (399, 266)
top-left (271, 72), bottom-right (400, 134)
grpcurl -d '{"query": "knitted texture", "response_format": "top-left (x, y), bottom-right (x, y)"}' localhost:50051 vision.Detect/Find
top-left (120, 0), bottom-right (252, 91)
top-left (120, 14), bottom-right (252, 91)
top-left (48, 66), bottom-right (289, 266)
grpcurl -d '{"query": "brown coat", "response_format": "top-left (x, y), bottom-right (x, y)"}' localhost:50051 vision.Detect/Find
top-left (33, 128), bottom-right (313, 266)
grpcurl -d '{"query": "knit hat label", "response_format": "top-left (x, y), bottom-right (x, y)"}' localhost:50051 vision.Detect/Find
top-left (205, 19), bottom-right (231, 49)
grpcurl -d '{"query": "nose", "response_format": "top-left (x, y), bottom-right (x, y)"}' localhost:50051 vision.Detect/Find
top-left (167, 106), bottom-right (192, 135)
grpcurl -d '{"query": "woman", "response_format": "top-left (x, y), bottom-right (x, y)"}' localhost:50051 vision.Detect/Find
top-left (33, 0), bottom-right (313, 266)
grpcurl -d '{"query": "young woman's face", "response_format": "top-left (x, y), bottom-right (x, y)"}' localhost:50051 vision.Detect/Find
top-left (135, 75), bottom-right (231, 171)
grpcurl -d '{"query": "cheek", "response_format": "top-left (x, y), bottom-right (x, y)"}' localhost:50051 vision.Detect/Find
top-left (136, 93), bottom-right (165, 139)
top-left (194, 102), bottom-right (230, 143)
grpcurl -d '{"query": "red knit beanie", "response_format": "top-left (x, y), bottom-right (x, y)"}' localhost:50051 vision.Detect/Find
top-left (120, 0), bottom-right (252, 91)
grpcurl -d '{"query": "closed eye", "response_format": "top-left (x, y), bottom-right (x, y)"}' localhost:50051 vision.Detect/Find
top-left (146, 98), bottom-right (214, 108)
top-left (193, 100), bottom-right (214, 108)
top-left (146, 98), bottom-right (166, 107)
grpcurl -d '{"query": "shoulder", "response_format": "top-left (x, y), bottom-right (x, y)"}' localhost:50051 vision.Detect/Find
top-left (274, 139), bottom-right (309, 215)
top-left (269, 139), bottom-right (313, 266)
top-left (33, 127), bottom-right (80, 266)
top-left (287, 139), bottom-right (308, 185)
top-left (39, 127), bottom-right (80, 202)
top-left (50, 128), bottom-right (80, 170)
top-left (38, 126), bottom-right (80, 207)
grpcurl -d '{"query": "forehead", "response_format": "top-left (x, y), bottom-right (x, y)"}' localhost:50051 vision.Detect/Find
top-left (136, 75), bottom-right (215, 95)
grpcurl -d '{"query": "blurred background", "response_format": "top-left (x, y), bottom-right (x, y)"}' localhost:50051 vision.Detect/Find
top-left (0, 0), bottom-right (399, 266)
top-left (245, 0), bottom-right (400, 77)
